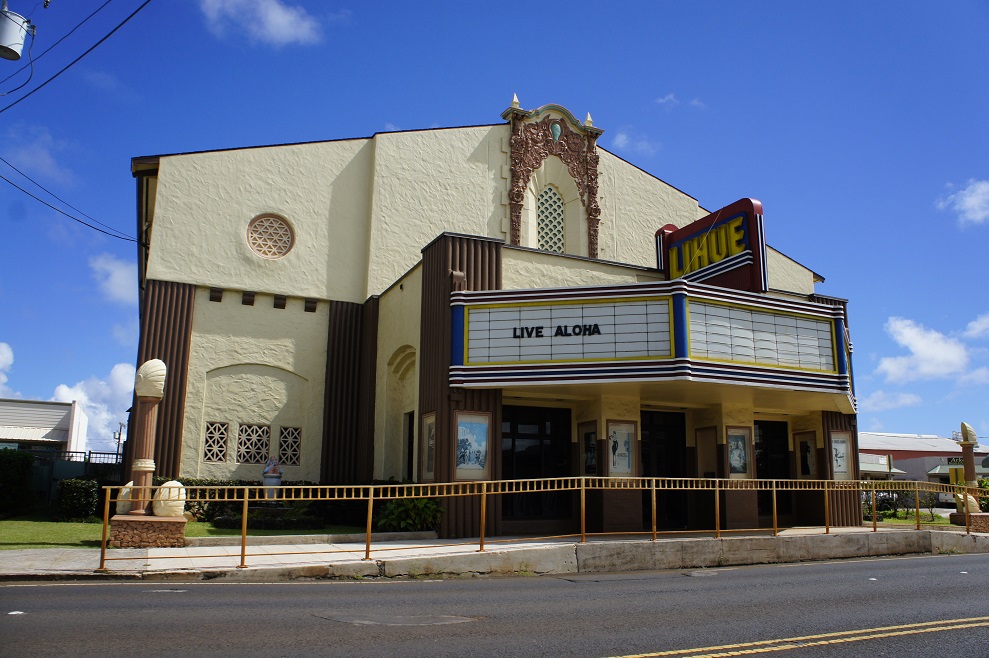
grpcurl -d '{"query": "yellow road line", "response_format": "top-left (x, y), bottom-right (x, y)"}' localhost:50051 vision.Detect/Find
top-left (613, 616), bottom-right (989, 657)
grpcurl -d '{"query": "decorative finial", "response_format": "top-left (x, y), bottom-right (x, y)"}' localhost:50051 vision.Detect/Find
top-left (961, 422), bottom-right (976, 443)
top-left (584, 112), bottom-right (593, 127)
top-left (135, 359), bottom-right (167, 399)
top-left (511, 93), bottom-right (520, 109)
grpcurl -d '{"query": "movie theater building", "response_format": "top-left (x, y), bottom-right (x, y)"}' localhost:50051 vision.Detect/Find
top-left (129, 101), bottom-right (858, 537)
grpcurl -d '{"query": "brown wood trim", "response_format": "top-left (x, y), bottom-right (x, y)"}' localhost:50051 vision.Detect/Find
top-left (128, 280), bottom-right (195, 479)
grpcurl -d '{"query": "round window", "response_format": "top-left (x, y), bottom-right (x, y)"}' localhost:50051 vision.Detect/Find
top-left (247, 215), bottom-right (294, 259)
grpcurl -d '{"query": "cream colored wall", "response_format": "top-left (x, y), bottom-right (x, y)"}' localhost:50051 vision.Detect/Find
top-left (767, 247), bottom-right (816, 295)
top-left (147, 139), bottom-right (375, 304)
top-left (180, 288), bottom-right (328, 482)
top-left (597, 149), bottom-right (705, 268)
top-left (373, 267), bottom-right (423, 481)
top-left (501, 247), bottom-right (662, 290)
top-left (365, 126), bottom-right (510, 296)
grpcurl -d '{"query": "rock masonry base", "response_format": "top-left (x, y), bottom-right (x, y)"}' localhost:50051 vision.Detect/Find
top-left (109, 515), bottom-right (187, 548)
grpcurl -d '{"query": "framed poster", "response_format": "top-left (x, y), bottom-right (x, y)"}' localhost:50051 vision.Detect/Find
top-left (831, 431), bottom-right (851, 479)
top-left (579, 421), bottom-right (597, 476)
top-left (795, 431), bottom-right (817, 479)
top-left (454, 411), bottom-right (491, 481)
top-left (606, 420), bottom-right (635, 476)
top-left (420, 412), bottom-right (436, 481)
top-left (727, 427), bottom-right (751, 478)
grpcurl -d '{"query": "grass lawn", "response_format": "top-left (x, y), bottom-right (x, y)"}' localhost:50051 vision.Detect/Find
top-left (0, 516), bottom-right (363, 550)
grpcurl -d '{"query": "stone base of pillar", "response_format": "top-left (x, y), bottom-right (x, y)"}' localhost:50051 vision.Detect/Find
top-left (949, 512), bottom-right (989, 530)
top-left (109, 515), bottom-right (187, 548)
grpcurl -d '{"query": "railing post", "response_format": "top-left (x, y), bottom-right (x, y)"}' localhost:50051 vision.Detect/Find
top-left (580, 477), bottom-right (586, 544)
top-left (478, 482), bottom-right (487, 553)
top-left (651, 478), bottom-right (657, 541)
top-left (915, 484), bottom-right (921, 530)
top-left (871, 481), bottom-right (877, 533)
top-left (771, 480), bottom-right (778, 537)
top-left (364, 486), bottom-right (375, 560)
top-left (97, 486), bottom-right (111, 571)
top-left (824, 481), bottom-right (830, 535)
top-left (714, 479), bottom-right (721, 539)
top-left (238, 486), bottom-right (249, 568)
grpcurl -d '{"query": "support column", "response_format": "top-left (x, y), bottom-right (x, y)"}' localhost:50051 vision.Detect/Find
top-left (127, 360), bottom-right (166, 515)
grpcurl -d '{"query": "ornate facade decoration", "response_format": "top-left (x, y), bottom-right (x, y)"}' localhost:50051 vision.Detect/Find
top-left (503, 103), bottom-right (603, 257)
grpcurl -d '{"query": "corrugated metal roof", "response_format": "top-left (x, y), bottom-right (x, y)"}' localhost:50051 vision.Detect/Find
top-left (858, 432), bottom-right (988, 454)
top-left (859, 462), bottom-right (906, 475)
top-left (0, 426), bottom-right (68, 442)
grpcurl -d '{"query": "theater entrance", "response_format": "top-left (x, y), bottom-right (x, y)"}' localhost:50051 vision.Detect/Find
top-left (501, 405), bottom-right (573, 534)
top-left (640, 411), bottom-right (687, 529)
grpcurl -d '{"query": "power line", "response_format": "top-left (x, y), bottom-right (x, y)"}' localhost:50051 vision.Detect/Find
top-left (0, 0), bottom-right (115, 87)
top-left (0, 0), bottom-right (153, 117)
top-left (0, 171), bottom-right (135, 241)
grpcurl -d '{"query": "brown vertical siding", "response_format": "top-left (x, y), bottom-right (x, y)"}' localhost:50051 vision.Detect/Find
top-left (322, 301), bottom-right (376, 484)
top-left (419, 234), bottom-right (503, 538)
top-left (127, 280), bottom-right (195, 479)
top-left (823, 410), bottom-right (861, 526)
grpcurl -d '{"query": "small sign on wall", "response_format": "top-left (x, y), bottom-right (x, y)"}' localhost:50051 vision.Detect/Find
top-left (455, 411), bottom-right (491, 481)
top-left (420, 412), bottom-right (436, 482)
top-left (831, 431), bottom-right (851, 480)
top-left (607, 421), bottom-right (636, 476)
top-left (727, 426), bottom-right (752, 478)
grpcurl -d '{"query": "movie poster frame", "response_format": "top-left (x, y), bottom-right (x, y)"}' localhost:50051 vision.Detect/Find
top-left (454, 410), bottom-right (491, 481)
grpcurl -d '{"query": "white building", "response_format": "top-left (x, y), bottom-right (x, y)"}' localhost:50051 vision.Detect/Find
top-left (0, 398), bottom-right (88, 453)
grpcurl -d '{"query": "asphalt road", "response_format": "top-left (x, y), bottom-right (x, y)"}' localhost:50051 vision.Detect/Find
top-left (3, 554), bottom-right (988, 657)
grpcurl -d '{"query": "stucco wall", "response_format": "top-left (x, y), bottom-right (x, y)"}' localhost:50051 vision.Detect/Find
top-left (767, 248), bottom-right (816, 296)
top-left (364, 126), bottom-right (509, 296)
top-left (373, 267), bottom-right (423, 481)
top-left (147, 138), bottom-right (374, 304)
top-left (502, 247), bottom-right (661, 290)
top-left (596, 149), bottom-right (704, 268)
top-left (180, 287), bottom-right (328, 481)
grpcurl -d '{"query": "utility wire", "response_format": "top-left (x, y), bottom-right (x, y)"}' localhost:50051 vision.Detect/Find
top-left (0, 0), bottom-right (150, 240)
top-left (0, 0), bottom-right (115, 87)
top-left (0, 171), bottom-right (135, 241)
top-left (0, 0), bottom-right (153, 117)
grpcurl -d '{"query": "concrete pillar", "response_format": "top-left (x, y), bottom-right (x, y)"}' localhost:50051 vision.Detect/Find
top-left (960, 421), bottom-right (978, 487)
top-left (127, 359), bottom-right (167, 515)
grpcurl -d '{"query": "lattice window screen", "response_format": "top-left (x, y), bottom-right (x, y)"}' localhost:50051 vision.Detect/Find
top-left (537, 186), bottom-right (565, 253)
top-left (278, 427), bottom-right (302, 466)
top-left (203, 422), bottom-right (228, 463)
top-left (237, 424), bottom-right (271, 464)
top-left (247, 215), bottom-right (294, 259)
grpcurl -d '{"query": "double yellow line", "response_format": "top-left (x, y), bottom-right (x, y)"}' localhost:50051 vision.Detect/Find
top-left (613, 616), bottom-right (989, 657)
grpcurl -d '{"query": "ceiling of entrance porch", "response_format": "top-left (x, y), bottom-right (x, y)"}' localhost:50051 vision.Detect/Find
top-left (501, 378), bottom-right (855, 416)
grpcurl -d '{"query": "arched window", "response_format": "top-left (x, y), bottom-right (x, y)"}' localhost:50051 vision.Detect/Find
top-left (537, 186), bottom-right (565, 253)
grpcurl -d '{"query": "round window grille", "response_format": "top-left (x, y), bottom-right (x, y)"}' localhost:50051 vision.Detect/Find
top-left (247, 215), bottom-right (294, 259)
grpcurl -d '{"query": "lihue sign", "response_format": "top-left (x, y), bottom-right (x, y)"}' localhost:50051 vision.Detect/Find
top-left (655, 198), bottom-right (768, 293)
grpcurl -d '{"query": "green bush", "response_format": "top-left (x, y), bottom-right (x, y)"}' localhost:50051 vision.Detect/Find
top-left (0, 450), bottom-right (35, 513)
top-left (376, 497), bottom-right (443, 532)
top-left (56, 478), bottom-right (100, 521)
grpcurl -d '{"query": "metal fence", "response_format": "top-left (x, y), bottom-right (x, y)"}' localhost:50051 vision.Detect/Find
top-left (98, 477), bottom-right (988, 571)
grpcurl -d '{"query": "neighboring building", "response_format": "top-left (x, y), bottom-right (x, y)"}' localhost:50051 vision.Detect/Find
top-left (859, 431), bottom-right (989, 485)
top-left (0, 398), bottom-right (88, 452)
top-left (128, 100), bottom-right (858, 536)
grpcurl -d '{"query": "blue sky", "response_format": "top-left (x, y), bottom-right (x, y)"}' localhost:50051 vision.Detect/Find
top-left (0, 1), bottom-right (986, 451)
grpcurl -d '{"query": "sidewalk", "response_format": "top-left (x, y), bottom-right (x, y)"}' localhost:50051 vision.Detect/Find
top-left (3, 526), bottom-right (988, 582)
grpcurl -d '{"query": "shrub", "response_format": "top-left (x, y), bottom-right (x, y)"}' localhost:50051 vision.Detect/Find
top-left (376, 497), bottom-right (443, 532)
top-left (56, 478), bottom-right (100, 521)
top-left (0, 450), bottom-right (35, 513)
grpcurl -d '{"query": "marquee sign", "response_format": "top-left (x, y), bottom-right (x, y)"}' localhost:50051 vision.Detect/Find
top-left (656, 198), bottom-right (768, 293)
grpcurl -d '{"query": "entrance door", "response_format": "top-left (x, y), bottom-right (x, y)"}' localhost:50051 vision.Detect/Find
top-left (502, 406), bottom-right (573, 527)
top-left (755, 420), bottom-right (792, 518)
top-left (640, 411), bottom-right (687, 529)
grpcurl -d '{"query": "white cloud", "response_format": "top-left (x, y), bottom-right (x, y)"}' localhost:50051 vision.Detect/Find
top-left (876, 317), bottom-right (969, 383)
top-left (655, 93), bottom-right (679, 107)
top-left (937, 179), bottom-right (989, 226)
top-left (90, 254), bottom-right (137, 306)
top-left (82, 70), bottom-right (139, 104)
top-left (611, 130), bottom-right (660, 157)
top-left (4, 124), bottom-right (76, 186)
top-left (52, 363), bottom-right (135, 453)
top-left (112, 318), bottom-right (140, 348)
top-left (383, 122), bottom-right (400, 132)
top-left (858, 390), bottom-right (923, 412)
top-left (964, 313), bottom-right (989, 338)
top-left (0, 342), bottom-right (15, 398)
top-left (960, 367), bottom-right (989, 386)
top-left (689, 98), bottom-right (706, 109)
top-left (200, 0), bottom-right (322, 46)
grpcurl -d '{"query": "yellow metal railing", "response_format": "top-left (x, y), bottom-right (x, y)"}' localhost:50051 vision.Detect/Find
top-left (98, 477), bottom-right (987, 571)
